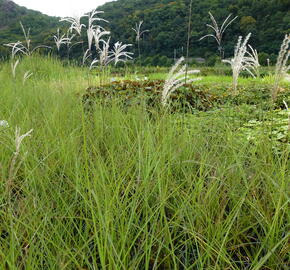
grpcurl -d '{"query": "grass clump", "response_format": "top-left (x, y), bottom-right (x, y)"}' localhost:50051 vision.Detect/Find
top-left (0, 56), bottom-right (289, 269)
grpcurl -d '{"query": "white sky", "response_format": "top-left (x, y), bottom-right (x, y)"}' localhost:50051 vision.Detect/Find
top-left (13, 0), bottom-right (113, 17)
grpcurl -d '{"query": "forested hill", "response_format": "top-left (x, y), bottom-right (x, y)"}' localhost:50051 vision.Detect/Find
top-left (99, 0), bottom-right (290, 58)
top-left (0, 0), bottom-right (59, 55)
top-left (0, 0), bottom-right (289, 59)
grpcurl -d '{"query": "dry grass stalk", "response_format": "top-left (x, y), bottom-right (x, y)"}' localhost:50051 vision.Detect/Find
top-left (162, 57), bottom-right (201, 106)
top-left (245, 45), bottom-right (260, 77)
top-left (11, 60), bottom-right (20, 78)
top-left (53, 29), bottom-right (71, 51)
top-left (90, 38), bottom-right (112, 69)
top-left (223, 33), bottom-right (252, 93)
top-left (132, 21), bottom-right (149, 58)
top-left (199, 12), bottom-right (238, 58)
top-left (93, 27), bottom-right (110, 51)
top-left (23, 71), bottom-right (33, 85)
top-left (60, 13), bottom-right (86, 35)
top-left (283, 100), bottom-right (290, 132)
top-left (272, 34), bottom-right (290, 102)
top-left (111, 42), bottom-right (133, 66)
top-left (83, 49), bottom-right (92, 65)
top-left (4, 22), bottom-right (51, 58)
top-left (7, 127), bottom-right (33, 195)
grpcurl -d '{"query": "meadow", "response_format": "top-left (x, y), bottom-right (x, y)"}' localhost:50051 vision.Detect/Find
top-left (0, 55), bottom-right (289, 269)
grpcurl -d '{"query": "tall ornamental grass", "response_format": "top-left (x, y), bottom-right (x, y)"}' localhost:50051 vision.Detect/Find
top-left (0, 56), bottom-right (289, 269)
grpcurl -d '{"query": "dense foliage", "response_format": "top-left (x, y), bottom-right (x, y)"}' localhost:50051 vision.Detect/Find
top-left (82, 79), bottom-right (290, 113)
top-left (0, 0), bottom-right (290, 62)
top-left (100, 0), bottom-right (290, 59)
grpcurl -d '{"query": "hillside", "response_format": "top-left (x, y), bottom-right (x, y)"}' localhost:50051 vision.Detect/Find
top-left (0, 0), bottom-right (289, 60)
top-left (0, 0), bottom-right (59, 56)
top-left (99, 0), bottom-right (290, 58)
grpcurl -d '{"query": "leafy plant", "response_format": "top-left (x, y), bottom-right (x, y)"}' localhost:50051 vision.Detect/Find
top-left (240, 108), bottom-right (290, 154)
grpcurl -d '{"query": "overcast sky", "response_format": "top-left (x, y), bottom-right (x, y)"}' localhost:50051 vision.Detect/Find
top-left (13, 0), bottom-right (114, 17)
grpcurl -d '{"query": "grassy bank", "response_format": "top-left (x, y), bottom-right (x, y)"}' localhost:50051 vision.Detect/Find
top-left (0, 56), bottom-right (289, 269)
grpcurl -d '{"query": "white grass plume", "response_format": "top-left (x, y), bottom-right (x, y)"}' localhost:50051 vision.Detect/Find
top-left (283, 100), bottom-right (290, 132)
top-left (60, 13), bottom-right (86, 35)
top-left (86, 9), bottom-right (108, 51)
top-left (199, 12), bottom-right (238, 58)
top-left (272, 34), bottom-right (290, 102)
top-left (111, 42), bottom-right (133, 66)
top-left (23, 71), bottom-right (33, 85)
top-left (162, 57), bottom-right (201, 107)
top-left (53, 29), bottom-right (70, 51)
top-left (132, 21), bottom-right (149, 58)
top-left (19, 22), bottom-right (51, 54)
top-left (83, 49), bottom-right (92, 65)
top-left (4, 22), bottom-right (51, 58)
top-left (90, 38), bottom-right (112, 69)
top-left (11, 60), bottom-right (20, 78)
top-left (223, 33), bottom-right (252, 92)
top-left (244, 45), bottom-right (260, 77)
top-left (87, 9), bottom-right (108, 28)
top-left (93, 27), bottom-right (110, 51)
top-left (87, 28), bottom-right (95, 51)
top-left (7, 127), bottom-right (33, 194)
top-left (4, 41), bottom-right (28, 59)
top-left (19, 21), bottom-right (31, 52)
top-left (132, 21), bottom-right (149, 42)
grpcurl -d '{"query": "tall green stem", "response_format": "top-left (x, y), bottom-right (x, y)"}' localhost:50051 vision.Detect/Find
top-left (185, 0), bottom-right (193, 83)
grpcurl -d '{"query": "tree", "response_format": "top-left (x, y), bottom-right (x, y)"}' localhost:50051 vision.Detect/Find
top-left (240, 16), bottom-right (256, 33)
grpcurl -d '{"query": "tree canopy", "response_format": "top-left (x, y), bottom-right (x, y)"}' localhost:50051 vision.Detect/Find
top-left (0, 0), bottom-right (289, 60)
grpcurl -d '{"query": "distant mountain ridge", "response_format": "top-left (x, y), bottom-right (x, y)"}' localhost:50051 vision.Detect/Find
top-left (0, 0), bottom-right (58, 28)
top-left (0, 0), bottom-right (19, 29)
top-left (0, 0), bottom-right (59, 56)
top-left (0, 0), bottom-right (289, 60)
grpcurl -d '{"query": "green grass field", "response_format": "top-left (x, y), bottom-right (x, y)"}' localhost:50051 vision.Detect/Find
top-left (0, 56), bottom-right (289, 269)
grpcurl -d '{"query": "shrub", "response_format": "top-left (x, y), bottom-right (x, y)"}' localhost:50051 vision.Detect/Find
top-left (258, 52), bottom-right (270, 66)
top-left (82, 80), bottom-right (290, 113)
top-left (205, 54), bottom-right (219, 66)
